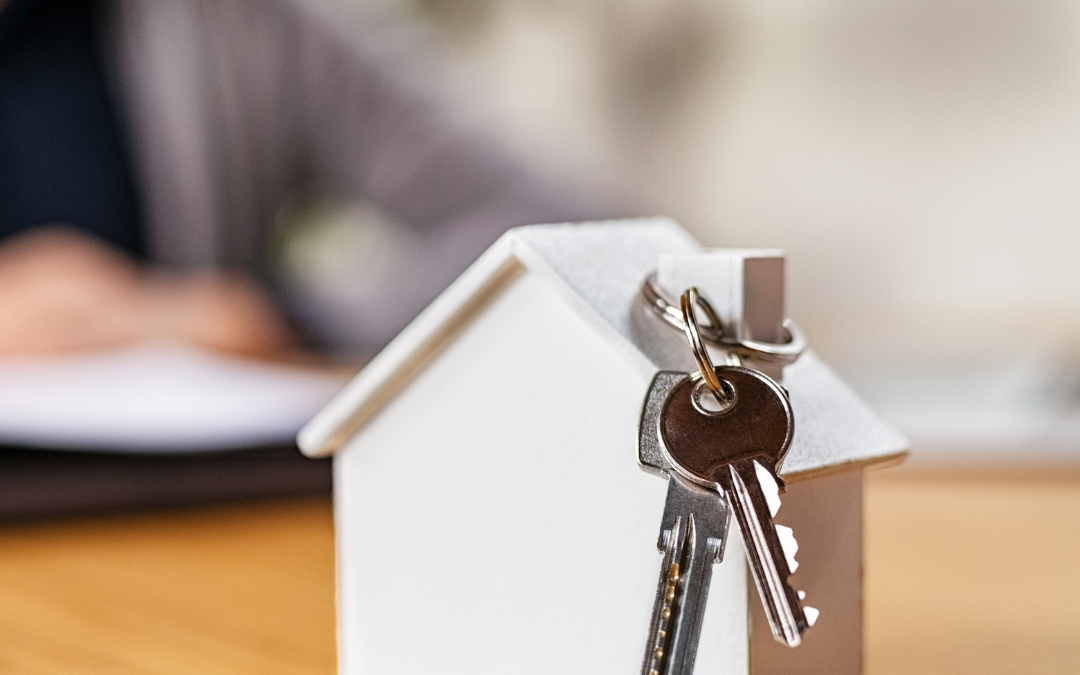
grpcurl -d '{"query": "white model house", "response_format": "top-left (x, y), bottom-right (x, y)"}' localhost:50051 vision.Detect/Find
top-left (298, 218), bottom-right (907, 675)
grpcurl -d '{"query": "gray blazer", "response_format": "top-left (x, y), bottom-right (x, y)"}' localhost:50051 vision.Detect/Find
top-left (105, 0), bottom-right (595, 351)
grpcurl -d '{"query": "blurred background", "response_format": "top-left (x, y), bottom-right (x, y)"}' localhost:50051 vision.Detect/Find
top-left (288, 0), bottom-right (1080, 466)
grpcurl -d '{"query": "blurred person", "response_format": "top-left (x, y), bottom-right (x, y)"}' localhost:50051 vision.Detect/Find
top-left (0, 0), bottom-right (598, 360)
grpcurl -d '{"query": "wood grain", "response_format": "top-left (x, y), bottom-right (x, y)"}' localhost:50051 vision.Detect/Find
top-left (865, 470), bottom-right (1080, 675)
top-left (0, 474), bottom-right (1074, 673)
top-left (0, 498), bottom-right (336, 675)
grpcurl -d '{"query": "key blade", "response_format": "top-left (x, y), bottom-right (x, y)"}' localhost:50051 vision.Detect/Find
top-left (753, 460), bottom-right (799, 572)
top-left (753, 460), bottom-right (782, 517)
top-left (722, 461), bottom-right (809, 647)
top-left (642, 514), bottom-right (688, 675)
top-left (642, 511), bottom-right (710, 675)
top-left (641, 475), bottom-right (730, 675)
top-left (774, 525), bottom-right (799, 573)
top-left (657, 472), bottom-right (730, 560)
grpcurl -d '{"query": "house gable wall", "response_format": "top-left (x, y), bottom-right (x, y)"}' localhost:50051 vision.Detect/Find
top-left (750, 469), bottom-right (864, 675)
top-left (334, 269), bottom-right (751, 673)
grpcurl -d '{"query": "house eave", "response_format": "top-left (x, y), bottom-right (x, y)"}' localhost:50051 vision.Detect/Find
top-left (297, 235), bottom-right (525, 458)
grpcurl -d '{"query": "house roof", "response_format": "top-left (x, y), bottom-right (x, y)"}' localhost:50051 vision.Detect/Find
top-left (297, 218), bottom-right (907, 479)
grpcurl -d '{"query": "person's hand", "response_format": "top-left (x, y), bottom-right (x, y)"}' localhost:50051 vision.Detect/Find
top-left (144, 269), bottom-right (301, 360)
top-left (0, 227), bottom-right (299, 359)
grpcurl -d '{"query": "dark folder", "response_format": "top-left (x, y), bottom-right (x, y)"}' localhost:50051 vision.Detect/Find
top-left (0, 445), bottom-right (331, 521)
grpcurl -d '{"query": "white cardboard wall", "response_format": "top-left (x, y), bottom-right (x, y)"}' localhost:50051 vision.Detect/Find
top-left (335, 270), bottom-right (750, 674)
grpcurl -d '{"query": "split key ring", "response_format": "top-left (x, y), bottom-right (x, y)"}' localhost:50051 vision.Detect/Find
top-left (642, 272), bottom-right (807, 367)
top-left (680, 287), bottom-right (734, 407)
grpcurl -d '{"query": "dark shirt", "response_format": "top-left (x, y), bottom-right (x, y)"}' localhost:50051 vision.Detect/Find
top-left (0, 0), bottom-right (143, 256)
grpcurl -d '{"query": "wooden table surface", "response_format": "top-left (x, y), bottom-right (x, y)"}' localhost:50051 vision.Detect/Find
top-left (865, 469), bottom-right (1080, 675)
top-left (0, 470), bottom-right (1075, 674)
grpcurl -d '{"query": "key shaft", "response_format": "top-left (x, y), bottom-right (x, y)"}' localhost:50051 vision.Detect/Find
top-left (719, 459), bottom-right (807, 646)
top-left (640, 474), bottom-right (729, 675)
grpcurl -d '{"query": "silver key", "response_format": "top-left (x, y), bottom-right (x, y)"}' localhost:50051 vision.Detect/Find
top-left (640, 474), bottom-right (729, 675)
top-left (658, 365), bottom-right (817, 647)
top-left (638, 374), bottom-right (731, 675)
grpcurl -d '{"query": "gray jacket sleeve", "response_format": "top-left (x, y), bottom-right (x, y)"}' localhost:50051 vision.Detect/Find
top-left (107, 0), bottom-right (602, 352)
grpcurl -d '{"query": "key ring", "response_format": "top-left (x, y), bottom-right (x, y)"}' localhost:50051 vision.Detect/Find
top-left (680, 287), bottom-right (732, 406)
top-left (642, 272), bottom-right (806, 366)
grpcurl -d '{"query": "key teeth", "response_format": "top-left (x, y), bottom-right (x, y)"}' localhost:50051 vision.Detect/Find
top-left (804, 606), bottom-right (819, 627)
top-left (753, 460), bottom-right (782, 517)
top-left (775, 524), bottom-right (799, 573)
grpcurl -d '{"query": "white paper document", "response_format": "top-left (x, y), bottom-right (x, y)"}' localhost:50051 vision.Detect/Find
top-left (0, 343), bottom-right (351, 453)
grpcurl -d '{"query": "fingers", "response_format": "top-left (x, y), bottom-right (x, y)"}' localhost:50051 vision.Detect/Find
top-left (146, 272), bottom-right (302, 360)
top-left (0, 227), bottom-right (149, 354)
top-left (0, 227), bottom-right (302, 360)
